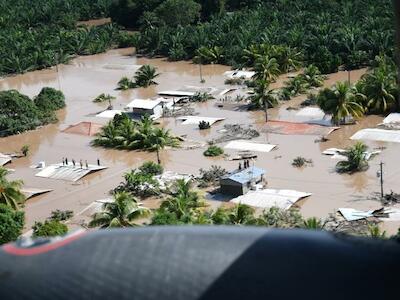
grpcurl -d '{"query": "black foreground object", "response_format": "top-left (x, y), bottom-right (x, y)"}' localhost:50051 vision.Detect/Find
top-left (0, 227), bottom-right (399, 299)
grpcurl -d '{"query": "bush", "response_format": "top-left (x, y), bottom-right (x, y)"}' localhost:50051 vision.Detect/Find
top-left (198, 121), bottom-right (211, 130)
top-left (32, 220), bottom-right (68, 238)
top-left (0, 204), bottom-right (24, 244)
top-left (139, 161), bottom-right (164, 175)
top-left (50, 210), bottom-right (73, 222)
top-left (34, 87), bottom-right (65, 111)
top-left (203, 145), bottom-right (224, 157)
top-left (189, 92), bottom-right (214, 102)
top-left (115, 169), bottom-right (160, 198)
top-left (154, 0), bottom-right (201, 27)
top-left (292, 157), bottom-right (313, 168)
top-left (259, 207), bottom-right (304, 228)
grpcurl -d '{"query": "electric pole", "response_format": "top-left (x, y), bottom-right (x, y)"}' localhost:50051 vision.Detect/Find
top-left (379, 161), bottom-right (384, 199)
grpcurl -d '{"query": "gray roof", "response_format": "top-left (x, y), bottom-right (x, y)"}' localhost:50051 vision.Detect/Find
top-left (222, 166), bottom-right (265, 184)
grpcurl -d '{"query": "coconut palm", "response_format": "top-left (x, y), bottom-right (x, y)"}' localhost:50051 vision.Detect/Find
top-left (249, 79), bottom-right (279, 122)
top-left (358, 69), bottom-right (398, 113)
top-left (336, 142), bottom-right (369, 174)
top-left (252, 55), bottom-right (280, 82)
top-left (160, 179), bottom-right (202, 219)
top-left (150, 127), bottom-right (174, 164)
top-left (93, 93), bottom-right (116, 109)
top-left (89, 192), bottom-right (150, 228)
top-left (301, 65), bottom-right (325, 87)
top-left (317, 82), bottom-right (365, 125)
top-left (0, 168), bottom-right (26, 210)
top-left (134, 65), bottom-right (160, 87)
top-left (195, 46), bottom-right (224, 64)
top-left (274, 46), bottom-right (303, 73)
top-left (228, 203), bottom-right (256, 225)
top-left (117, 77), bottom-right (136, 90)
top-left (302, 217), bottom-right (325, 229)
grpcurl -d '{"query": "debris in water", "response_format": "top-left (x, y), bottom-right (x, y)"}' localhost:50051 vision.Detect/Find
top-left (212, 124), bottom-right (260, 143)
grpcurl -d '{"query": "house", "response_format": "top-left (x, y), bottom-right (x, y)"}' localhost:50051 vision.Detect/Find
top-left (220, 166), bottom-right (266, 197)
top-left (126, 98), bottom-right (175, 120)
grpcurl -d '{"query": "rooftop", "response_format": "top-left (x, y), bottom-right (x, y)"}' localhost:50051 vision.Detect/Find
top-left (222, 166), bottom-right (266, 184)
top-left (126, 99), bottom-right (162, 109)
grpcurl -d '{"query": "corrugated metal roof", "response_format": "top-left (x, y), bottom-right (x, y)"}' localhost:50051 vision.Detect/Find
top-left (0, 153), bottom-right (11, 166)
top-left (222, 166), bottom-right (265, 184)
top-left (126, 99), bottom-right (162, 109)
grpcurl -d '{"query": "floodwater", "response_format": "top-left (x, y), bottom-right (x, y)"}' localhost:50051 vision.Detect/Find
top-left (1, 48), bottom-right (399, 234)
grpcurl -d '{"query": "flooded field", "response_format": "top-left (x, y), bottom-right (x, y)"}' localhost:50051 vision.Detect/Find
top-left (1, 48), bottom-right (399, 233)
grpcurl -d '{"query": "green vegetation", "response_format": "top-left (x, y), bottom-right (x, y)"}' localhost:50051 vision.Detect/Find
top-left (21, 145), bottom-right (30, 157)
top-left (0, 88), bottom-right (65, 137)
top-left (92, 114), bottom-right (179, 158)
top-left (0, 204), bottom-right (25, 244)
top-left (50, 209), bottom-right (74, 221)
top-left (292, 157), bottom-right (313, 168)
top-left (93, 93), bottom-right (116, 108)
top-left (198, 121), bottom-right (211, 130)
top-left (32, 220), bottom-right (68, 238)
top-left (139, 161), bottom-right (164, 176)
top-left (368, 225), bottom-right (387, 238)
top-left (203, 145), bottom-right (224, 157)
top-left (115, 167), bottom-right (161, 199)
top-left (0, 168), bottom-right (26, 210)
top-left (34, 87), bottom-right (66, 111)
top-left (89, 192), bottom-right (150, 228)
top-left (128, 0), bottom-right (394, 74)
top-left (189, 92), bottom-right (214, 102)
top-left (336, 142), bottom-right (369, 174)
top-left (117, 65), bottom-right (160, 90)
top-left (0, 0), bottom-right (137, 76)
top-left (198, 165), bottom-right (227, 188)
top-left (153, 0), bottom-right (201, 28)
top-left (303, 217), bottom-right (325, 230)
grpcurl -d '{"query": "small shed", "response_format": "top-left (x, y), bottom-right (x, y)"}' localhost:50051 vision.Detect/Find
top-left (220, 166), bottom-right (266, 197)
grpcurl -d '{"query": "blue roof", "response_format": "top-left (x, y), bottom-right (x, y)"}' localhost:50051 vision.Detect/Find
top-left (223, 166), bottom-right (266, 184)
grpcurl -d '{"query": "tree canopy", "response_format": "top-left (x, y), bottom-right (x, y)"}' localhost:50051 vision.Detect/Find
top-left (0, 204), bottom-right (25, 244)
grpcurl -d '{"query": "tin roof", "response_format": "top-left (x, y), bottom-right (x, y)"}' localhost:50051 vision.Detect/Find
top-left (222, 166), bottom-right (265, 184)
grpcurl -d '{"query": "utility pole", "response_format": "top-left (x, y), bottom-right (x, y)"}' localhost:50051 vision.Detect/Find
top-left (379, 161), bottom-right (384, 199)
top-left (199, 63), bottom-right (204, 83)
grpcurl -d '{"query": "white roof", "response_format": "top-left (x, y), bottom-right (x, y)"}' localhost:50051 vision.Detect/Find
top-left (158, 90), bottom-right (195, 97)
top-left (338, 207), bottom-right (400, 222)
top-left (96, 110), bottom-right (122, 118)
top-left (351, 128), bottom-right (400, 143)
top-left (177, 116), bottom-right (225, 125)
top-left (383, 113), bottom-right (400, 124)
top-left (230, 189), bottom-right (312, 210)
top-left (21, 188), bottom-right (53, 199)
top-left (224, 70), bottom-right (255, 79)
top-left (126, 99), bottom-right (162, 109)
top-left (322, 148), bottom-right (380, 160)
top-left (224, 140), bottom-right (276, 153)
top-left (0, 153), bottom-right (11, 166)
top-left (295, 107), bottom-right (325, 119)
top-left (35, 163), bottom-right (107, 182)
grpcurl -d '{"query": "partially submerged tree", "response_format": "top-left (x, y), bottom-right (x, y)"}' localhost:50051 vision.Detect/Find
top-left (32, 220), bottom-right (68, 238)
top-left (93, 93), bottom-right (116, 108)
top-left (0, 168), bottom-right (25, 210)
top-left (336, 142), bottom-right (369, 174)
top-left (203, 145), bottom-right (224, 157)
top-left (34, 87), bottom-right (66, 111)
top-left (0, 204), bottom-right (24, 244)
top-left (317, 82), bottom-right (365, 125)
top-left (89, 192), bottom-right (150, 228)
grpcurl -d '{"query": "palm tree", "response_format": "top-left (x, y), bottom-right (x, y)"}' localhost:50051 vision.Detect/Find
top-left (134, 65), bottom-right (160, 88)
top-left (336, 142), bottom-right (369, 174)
top-left (117, 76), bottom-right (136, 90)
top-left (160, 179), bottom-right (202, 220)
top-left (0, 168), bottom-right (26, 210)
top-left (317, 82), bottom-right (365, 125)
top-left (252, 55), bottom-right (280, 82)
top-left (249, 79), bottom-right (279, 122)
top-left (93, 93), bottom-right (116, 109)
top-left (228, 203), bottom-right (256, 225)
top-left (89, 192), bottom-right (149, 228)
top-left (301, 65), bottom-right (324, 87)
top-left (358, 69), bottom-right (398, 113)
top-left (302, 217), bottom-right (325, 229)
top-left (275, 46), bottom-right (303, 73)
top-left (150, 127), bottom-right (173, 164)
top-left (195, 46), bottom-right (224, 64)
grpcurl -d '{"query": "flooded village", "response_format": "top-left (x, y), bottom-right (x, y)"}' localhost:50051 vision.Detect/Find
top-left (1, 47), bottom-right (400, 234)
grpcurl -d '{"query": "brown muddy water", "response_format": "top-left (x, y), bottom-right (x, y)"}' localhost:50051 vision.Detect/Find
top-left (1, 48), bottom-right (399, 234)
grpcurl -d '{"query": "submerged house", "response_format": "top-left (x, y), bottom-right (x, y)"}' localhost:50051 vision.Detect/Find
top-left (126, 98), bottom-right (173, 120)
top-left (220, 166), bottom-right (266, 197)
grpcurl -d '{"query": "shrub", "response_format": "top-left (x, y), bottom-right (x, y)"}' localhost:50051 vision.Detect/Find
top-left (50, 210), bottom-right (73, 222)
top-left (0, 204), bottom-right (24, 244)
top-left (21, 144), bottom-right (30, 156)
top-left (198, 165), bottom-right (227, 186)
top-left (198, 121), bottom-right (211, 130)
top-left (32, 220), bottom-right (68, 238)
top-left (139, 161), bottom-right (164, 176)
top-left (203, 145), bottom-right (224, 157)
top-left (292, 157), bottom-right (313, 168)
top-left (34, 87), bottom-right (66, 111)
top-left (189, 92), bottom-right (214, 102)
